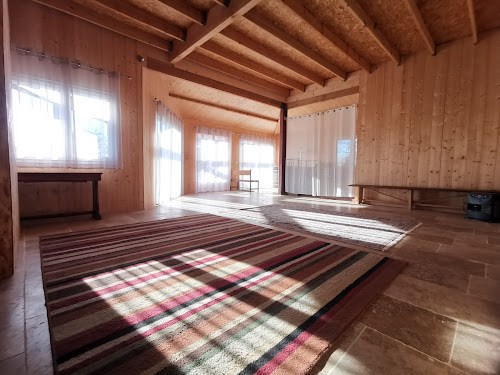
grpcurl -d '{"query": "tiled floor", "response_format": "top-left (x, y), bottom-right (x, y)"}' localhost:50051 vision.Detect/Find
top-left (1, 191), bottom-right (499, 375)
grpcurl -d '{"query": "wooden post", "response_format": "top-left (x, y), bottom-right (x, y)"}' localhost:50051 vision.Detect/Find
top-left (279, 103), bottom-right (287, 195)
top-left (408, 189), bottom-right (414, 210)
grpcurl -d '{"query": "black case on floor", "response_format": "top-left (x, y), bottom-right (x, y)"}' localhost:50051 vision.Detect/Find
top-left (466, 193), bottom-right (500, 222)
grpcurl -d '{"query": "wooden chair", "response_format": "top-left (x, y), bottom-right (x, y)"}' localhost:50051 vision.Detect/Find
top-left (231, 170), bottom-right (259, 192)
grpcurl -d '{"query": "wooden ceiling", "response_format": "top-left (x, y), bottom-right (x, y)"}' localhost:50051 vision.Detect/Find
top-left (33, 0), bottom-right (500, 133)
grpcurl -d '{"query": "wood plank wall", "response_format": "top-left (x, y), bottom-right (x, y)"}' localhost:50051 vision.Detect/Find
top-left (356, 29), bottom-right (500, 206)
top-left (11, 0), bottom-right (166, 215)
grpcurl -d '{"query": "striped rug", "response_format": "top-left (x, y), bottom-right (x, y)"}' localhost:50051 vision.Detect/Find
top-left (40, 214), bottom-right (406, 375)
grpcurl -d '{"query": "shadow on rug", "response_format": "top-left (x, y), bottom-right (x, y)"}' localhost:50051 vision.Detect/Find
top-left (238, 205), bottom-right (421, 251)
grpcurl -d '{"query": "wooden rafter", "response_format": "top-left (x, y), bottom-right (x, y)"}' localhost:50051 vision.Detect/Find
top-left (93, 0), bottom-right (185, 41)
top-left (200, 41), bottom-right (305, 91)
top-left (221, 28), bottom-right (324, 86)
top-left (245, 12), bottom-right (347, 80)
top-left (212, 0), bottom-right (231, 6)
top-left (341, 0), bottom-right (401, 65)
top-left (186, 52), bottom-right (290, 97)
top-left (147, 58), bottom-right (282, 107)
top-left (281, 0), bottom-right (370, 72)
top-left (169, 93), bottom-right (278, 122)
top-left (466, 0), bottom-right (478, 44)
top-left (157, 0), bottom-right (206, 25)
top-left (33, 0), bottom-right (172, 52)
top-left (403, 0), bottom-right (435, 54)
top-left (286, 86), bottom-right (359, 109)
top-left (169, 0), bottom-right (263, 64)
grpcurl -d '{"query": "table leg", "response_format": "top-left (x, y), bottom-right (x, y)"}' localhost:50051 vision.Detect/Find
top-left (92, 180), bottom-right (102, 220)
top-left (355, 187), bottom-right (364, 204)
top-left (408, 189), bottom-right (414, 210)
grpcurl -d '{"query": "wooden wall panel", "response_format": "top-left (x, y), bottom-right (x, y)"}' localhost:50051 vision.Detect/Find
top-left (9, 0), bottom-right (166, 215)
top-left (356, 29), bottom-right (500, 206)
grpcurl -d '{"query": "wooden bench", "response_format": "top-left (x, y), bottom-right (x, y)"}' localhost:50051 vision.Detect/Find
top-left (350, 184), bottom-right (500, 211)
top-left (231, 170), bottom-right (259, 192)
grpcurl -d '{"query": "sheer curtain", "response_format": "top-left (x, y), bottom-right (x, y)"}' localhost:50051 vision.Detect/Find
top-left (239, 134), bottom-right (275, 189)
top-left (10, 49), bottom-right (122, 168)
top-left (155, 102), bottom-right (183, 204)
top-left (286, 105), bottom-right (356, 197)
top-left (195, 126), bottom-right (232, 193)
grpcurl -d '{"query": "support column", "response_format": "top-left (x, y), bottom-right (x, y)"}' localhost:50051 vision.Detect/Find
top-left (279, 103), bottom-right (287, 195)
top-left (0, 0), bottom-right (19, 279)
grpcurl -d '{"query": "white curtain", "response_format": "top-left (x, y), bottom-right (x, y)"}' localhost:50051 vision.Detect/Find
top-left (286, 105), bottom-right (356, 197)
top-left (239, 134), bottom-right (275, 189)
top-left (195, 126), bottom-right (232, 193)
top-left (10, 49), bottom-right (122, 168)
top-left (155, 102), bottom-right (183, 204)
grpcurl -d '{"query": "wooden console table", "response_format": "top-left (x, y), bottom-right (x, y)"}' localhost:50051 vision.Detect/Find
top-left (18, 172), bottom-right (102, 220)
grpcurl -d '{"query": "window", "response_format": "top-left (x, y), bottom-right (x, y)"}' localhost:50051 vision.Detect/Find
top-left (239, 135), bottom-right (275, 189)
top-left (11, 51), bottom-right (122, 168)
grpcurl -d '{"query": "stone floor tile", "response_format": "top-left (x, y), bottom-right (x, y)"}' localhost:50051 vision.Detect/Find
top-left (358, 295), bottom-right (457, 362)
top-left (486, 264), bottom-right (500, 280)
top-left (400, 262), bottom-right (470, 292)
top-left (451, 322), bottom-right (500, 375)
top-left (0, 297), bottom-right (25, 362)
top-left (439, 244), bottom-right (500, 265)
top-left (315, 323), bottom-right (366, 374)
top-left (26, 313), bottom-right (53, 375)
top-left (0, 353), bottom-right (26, 375)
top-left (393, 236), bottom-right (441, 253)
top-left (333, 328), bottom-right (467, 375)
top-left (393, 247), bottom-right (485, 276)
top-left (384, 275), bottom-right (500, 333)
top-left (468, 276), bottom-right (500, 303)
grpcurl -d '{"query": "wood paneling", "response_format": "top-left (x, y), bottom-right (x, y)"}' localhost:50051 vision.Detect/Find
top-left (356, 28), bottom-right (500, 205)
top-left (11, 0), bottom-right (163, 215)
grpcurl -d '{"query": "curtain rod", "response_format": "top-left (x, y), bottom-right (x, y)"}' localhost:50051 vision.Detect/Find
top-left (13, 47), bottom-right (132, 80)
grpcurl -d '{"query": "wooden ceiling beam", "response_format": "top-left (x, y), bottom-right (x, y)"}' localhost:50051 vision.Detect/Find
top-left (466, 0), bottom-right (478, 44)
top-left (157, 0), bottom-right (206, 25)
top-left (169, 0), bottom-right (264, 64)
top-left (169, 93), bottom-right (278, 122)
top-left (287, 86), bottom-right (359, 109)
top-left (147, 58), bottom-right (282, 107)
top-left (244, 12), bottom-right (347, 80)
top-left (341, 0), bottom-right (401, 65)
top-left (221, 28), bottom-right (324, 86)
top-left (200, 41), bottom-right (305, 91)
top-left (33, 0), bottom-right (172, 52)
top-left (93, 0), bottom-right (185, 41)
top-left (281, 0), bottom-right (371, 72)
top-left (212, 0), bottom-right (231, 6)
top-left (186, 52), bottom-right (290, 97)
top-left (403, 0), bottom-right (435, 54)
